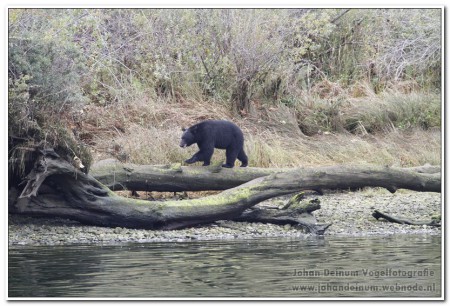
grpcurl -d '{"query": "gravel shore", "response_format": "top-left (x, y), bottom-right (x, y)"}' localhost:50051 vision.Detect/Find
top-left (8, 189), bottom-right (441, 246)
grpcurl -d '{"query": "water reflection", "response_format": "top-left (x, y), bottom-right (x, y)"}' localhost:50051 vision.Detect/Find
top-left (9, 235), bottom-right (441, 298)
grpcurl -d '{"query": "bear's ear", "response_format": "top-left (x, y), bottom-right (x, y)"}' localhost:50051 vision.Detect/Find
top-left (181, 127), bottom-right (186, 132)
top-left (190, 125), bottom-right (198, 133)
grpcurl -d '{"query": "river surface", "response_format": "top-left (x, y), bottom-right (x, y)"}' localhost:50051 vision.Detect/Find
top-left (9, 235), bottom-right (441, 298)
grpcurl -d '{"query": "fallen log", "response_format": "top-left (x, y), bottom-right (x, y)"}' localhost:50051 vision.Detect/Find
top-left (90, 159), bottom-right (440, 192)
top-left (10, 149), bottom-right (440, 232)
top-left (89, 159), bottom-right (286, 192)
top-left (372, 210), bottom-right (441, 227)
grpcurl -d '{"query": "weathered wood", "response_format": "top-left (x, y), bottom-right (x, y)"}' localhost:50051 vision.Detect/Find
top-left (89, 159), bottom-right (285, 192)
top-left (404, 164), bottom-right (441, 174)
top-left (12, 150), bottom-right (440, 232)
top-left (90, 159), bottom-right (440, 192)
top-left (233, 193), bottom-right (331, 235)
top-left (372, 210), bottom-right (441, 227)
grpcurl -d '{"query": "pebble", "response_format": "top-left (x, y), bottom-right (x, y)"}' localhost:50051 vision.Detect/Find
top-left (8, 190), bottom-right (441, 246)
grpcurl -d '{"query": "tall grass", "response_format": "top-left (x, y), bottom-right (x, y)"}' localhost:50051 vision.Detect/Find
top-left (83, 88), bottom-right (441, 168)
top-left (103, 124), bottom-right (441, 168)
top-left (294, 84), bottom-right (440, 136)
top-left (65, 73), bottom-right (441, 169)
top-left (345, 91), bottom-right (441, 134)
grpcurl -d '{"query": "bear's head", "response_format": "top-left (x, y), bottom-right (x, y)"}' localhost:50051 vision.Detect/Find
top-left (179, 126), bottom-right (198, 148)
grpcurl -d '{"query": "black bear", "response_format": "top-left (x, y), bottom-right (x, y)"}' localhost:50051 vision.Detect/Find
top-left (180, 120), bottom-right (248, 168)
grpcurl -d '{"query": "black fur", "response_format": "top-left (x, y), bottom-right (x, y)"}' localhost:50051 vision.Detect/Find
top-left (180, 120), bottom-right (248, 168)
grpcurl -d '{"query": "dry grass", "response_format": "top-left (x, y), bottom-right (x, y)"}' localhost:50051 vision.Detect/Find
top-left (76, 91), bottom-right (441, 169)
top-left (243, 127), bottom-right (440, 168)
top-left (345, 91), bottom-right (441, 133)
top-left (294, 84), bottom-right (440, 136)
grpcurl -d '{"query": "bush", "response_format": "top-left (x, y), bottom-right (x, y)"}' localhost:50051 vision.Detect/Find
top-left (9, 14), bottom-right (92, 183)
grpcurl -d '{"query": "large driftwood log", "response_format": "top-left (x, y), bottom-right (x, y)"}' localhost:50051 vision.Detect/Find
top-left (89, 159), bottom-right (285, 192)
top-left (11, 150), bottom-right (441, 232)
top-left (90, 159), bottom-right (440, 192)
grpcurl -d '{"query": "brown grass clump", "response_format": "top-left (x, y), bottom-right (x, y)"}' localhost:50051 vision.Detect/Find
top-left (349, 81), bottom-right (377, 98)
top-left (310, 79), bottom-right (346, 100)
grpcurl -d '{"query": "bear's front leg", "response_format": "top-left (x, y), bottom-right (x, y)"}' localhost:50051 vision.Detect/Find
top-left (185, 152), bottom-right (201, 164)
top-left (185, 149), bottom-right (212, 166)
top-left (184, 157), bottom-right (198, 164)
top-left (185, 146), bottom-right (214, 166)
top-left (198, 145), bottom-right (214, 166)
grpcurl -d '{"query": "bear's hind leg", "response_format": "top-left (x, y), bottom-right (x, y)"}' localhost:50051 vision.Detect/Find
top-left (237, 148), bottom-right (248, 167)
top-left (223, 147), bottom-right (239, 168)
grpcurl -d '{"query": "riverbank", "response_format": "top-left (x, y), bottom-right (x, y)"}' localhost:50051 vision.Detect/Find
top-left (8, 189), bottom-right (441, 246)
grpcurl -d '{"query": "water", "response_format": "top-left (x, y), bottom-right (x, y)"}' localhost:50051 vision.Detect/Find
top-left (9, 235), bottom-right (441, 298)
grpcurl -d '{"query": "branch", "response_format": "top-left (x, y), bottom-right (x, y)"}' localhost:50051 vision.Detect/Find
top-left (233, 193), bottom-right (332, 235)
top-left (331, 9), bottom-right (351, 24)
top-left (372, 210), bottom-right (441, 227)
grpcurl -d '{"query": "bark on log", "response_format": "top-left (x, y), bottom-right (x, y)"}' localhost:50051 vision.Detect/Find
top-left (89, 159), bottom-right (285, 192)
top-left (90, 159), bottom-right (440, 192)
top-left (372, 210), bottom-right (441, 227)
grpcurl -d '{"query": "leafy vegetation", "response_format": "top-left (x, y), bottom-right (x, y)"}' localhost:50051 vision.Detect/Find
top-left (8, 8), bottom-right (442, 179)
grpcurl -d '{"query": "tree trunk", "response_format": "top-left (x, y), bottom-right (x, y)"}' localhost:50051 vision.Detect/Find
top-left (10, 150), bottom-right (440, 232)
top-left (232, 78), bottom-right (251, 116)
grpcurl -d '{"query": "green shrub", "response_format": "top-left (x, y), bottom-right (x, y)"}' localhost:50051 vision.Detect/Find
top-left (9, 21), bottom-right (92, 183)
